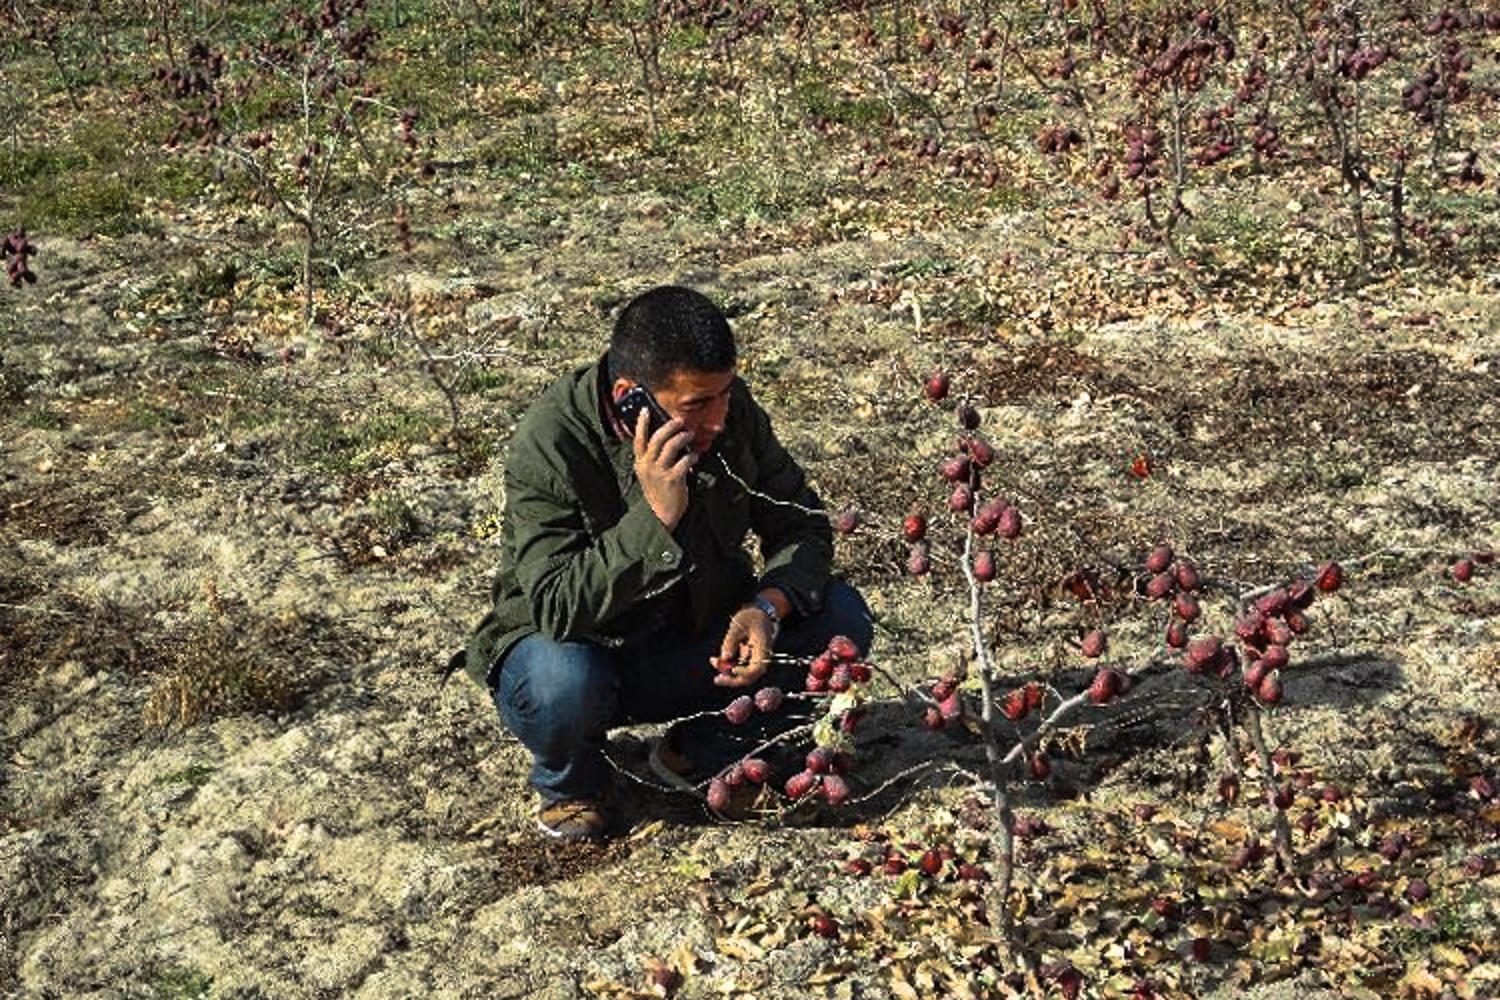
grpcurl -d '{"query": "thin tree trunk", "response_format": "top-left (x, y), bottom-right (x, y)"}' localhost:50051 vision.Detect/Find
top-left (961, 528), bottom-right (1016, 931)
top-left (627, 23), bottom-right (660, 141)
top-left (1244, 704), bottom-right (1298, 877)
top-left (302, 220), bottom-right (315, 333)
top-left (1344, 153), bottom-right (1372, 278)
top-left (1170, 78), bottom-right (1186, 195)
top-left (894, 0), bottom-right (906, 64)
top-left (1389, 154), bottom-right (1407, 262)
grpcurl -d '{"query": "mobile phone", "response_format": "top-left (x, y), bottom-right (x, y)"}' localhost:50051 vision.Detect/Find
top-left (615, 384), bottom-right (674, 437)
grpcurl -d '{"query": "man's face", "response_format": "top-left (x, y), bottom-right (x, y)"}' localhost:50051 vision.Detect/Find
top-left (621, 367), bottom-right (735, 455)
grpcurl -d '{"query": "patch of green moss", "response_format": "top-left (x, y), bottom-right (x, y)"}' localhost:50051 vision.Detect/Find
top-left (125, 399), bottom-right (189, 433)
top-left (145, 158), bottom-right (209, 203)
top-left (18, 404), bottom-right (66, 431)
top-left (245, 248), bottom-right (306, 295)
top-left (797, 81), bottom-right (891, 129)
top-left (476, 117), bottom-right (561, 174)
top-left (8, 137), bottom-right (200, 237)
top-left (888, 255), bottom-right (959, 280)
top-left (146, 965), bottom-right (213, 999)
top-left (666, 23), bottom-right (710, 53)
top-left (70, 117), bottom-right (134, 165)
top-left (292, 406), bottom-right (445, 477)
top-left (680, 157), bottom-right (831, 225)
top-left (0, 146), bottom-right (91, 189)
top-left (1192, 201), bottom-right (1287, 271)
top-left (496, 93), bottom-right (547, 116)
top-left (457, 368), bottom-right (511, 395)
top-left (153, 763), bottom-right (218, 788)
top-left (23, 176), bottom-right (139, 235)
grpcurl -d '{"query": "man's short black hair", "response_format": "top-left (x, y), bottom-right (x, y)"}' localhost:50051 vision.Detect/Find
top-left (608, 285), bottom-right (736, 388)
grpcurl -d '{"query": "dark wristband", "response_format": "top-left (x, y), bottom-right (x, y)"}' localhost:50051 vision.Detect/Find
top-left (750, 594), bottom-right (781, 638)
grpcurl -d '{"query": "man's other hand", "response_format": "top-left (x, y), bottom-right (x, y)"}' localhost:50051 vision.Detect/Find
top-left (712, 605), bottom-right (776, 688)
top-left (633, 409), bottom-right (696, 530)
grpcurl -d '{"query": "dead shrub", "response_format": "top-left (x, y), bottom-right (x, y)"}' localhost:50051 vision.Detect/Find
top-left (140, 587), bottom-right (360, 730)
top-left (1, 560), bottom-right (362, 730)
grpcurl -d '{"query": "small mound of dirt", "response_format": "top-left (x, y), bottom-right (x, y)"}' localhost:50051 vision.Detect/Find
top-left (0, 580), bottom-right (365, 733)
top-left (489, 835), bottom-right (638, 894)
top-left (141, 595), bottom-right (369, 730)
top-left (0, 485), bottom-right (121, 547)
top-left (972, 343), bottom-right (1105, 402)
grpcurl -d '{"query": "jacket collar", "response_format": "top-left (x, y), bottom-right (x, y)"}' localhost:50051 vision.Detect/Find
top-left (573, 352), bottom-right (640, 489)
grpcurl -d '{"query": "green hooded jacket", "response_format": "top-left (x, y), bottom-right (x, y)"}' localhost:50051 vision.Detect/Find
top-left (459, 353), bottom-right (834, 689)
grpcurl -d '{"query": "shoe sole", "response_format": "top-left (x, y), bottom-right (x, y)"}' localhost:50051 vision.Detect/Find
top-left (647, 737), bottom-right (702, 796)
top-left (535, 818), bottom-right (606, 842)
top-left (648, 738), bottom-right (767, 822)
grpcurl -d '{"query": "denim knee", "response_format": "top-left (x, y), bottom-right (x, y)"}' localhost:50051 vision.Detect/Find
top-left (824, 578), bottom-right (875, 654)
top-left (494, 637), bottom-right (620, 754)
top-left (783, 578), bottom-right (875, 658)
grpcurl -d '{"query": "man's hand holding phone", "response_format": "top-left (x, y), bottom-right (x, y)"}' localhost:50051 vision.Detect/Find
top-left (631, 407), bottom-right (696, 531)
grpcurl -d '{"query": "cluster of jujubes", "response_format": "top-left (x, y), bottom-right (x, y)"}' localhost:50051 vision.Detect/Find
top-left (708, 634), bottom-right (874, 811)
top-left (921, 667), bottom-right (972, 732)
top-left (715, 1), bottom-right (773, 48)
top-left (154, 1), bottom-right (418, 205)
top-left (1422, 7), bottom-right (1500, 33)
top-left (1402, 34), bottom-right (1480, 125)
top-left (285, 0), bottom-right (372, 42)
top-left (1136, 553), bottom-right (1351, 708)
top-left (1036, 124), bottom-right (1083, 155)
top-left (1102, 6), bottom-right (1248, 234)
top-left (153, 41), bottom-right (222, 99)
top-left (394, 203), bottom-right (413, 253)
top-left (157, 40), bottom-right (226, 148)
top-left (907, 371), bottom-right (1021, 585)
top-left (398, 108), bottom-right (419, 152)
top-left (264, 0), bottom-right (383, 112)
top-left (1130, 9), bottom-right (1235, 91)
top-left (4, 231), bottom-right (37, 288)
top-left (1121, 124), bottom-right (1164, 181)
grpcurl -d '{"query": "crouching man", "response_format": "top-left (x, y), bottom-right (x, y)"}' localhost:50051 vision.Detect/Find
top-left (457, 285), bottom-right (872, 841)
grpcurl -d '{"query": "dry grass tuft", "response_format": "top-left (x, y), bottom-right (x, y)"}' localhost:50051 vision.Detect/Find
top-left (141, 585), bottom-right (361, 730)
top-left (142, 615), bottom-right (305, 729)
top-left (2, 559), bottom-right (362, 731)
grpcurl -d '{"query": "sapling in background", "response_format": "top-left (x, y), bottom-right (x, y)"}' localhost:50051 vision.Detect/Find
top-left (154, 0), bottom-right (429, 333)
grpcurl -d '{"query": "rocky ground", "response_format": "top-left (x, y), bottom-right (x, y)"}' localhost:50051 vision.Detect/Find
top-left (4, 108), bottom-right (1500, 1000)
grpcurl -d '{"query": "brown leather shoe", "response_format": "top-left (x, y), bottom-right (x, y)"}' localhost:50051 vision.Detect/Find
top-left (537, 798), bottom-right (610, 842)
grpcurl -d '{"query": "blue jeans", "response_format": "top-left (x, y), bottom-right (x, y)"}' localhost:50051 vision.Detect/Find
top-left (493, 579), bottom-right (874, 803)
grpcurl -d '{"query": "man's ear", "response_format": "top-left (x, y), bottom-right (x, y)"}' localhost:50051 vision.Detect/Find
top-left (610, 378), bottom-right (637, 403)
